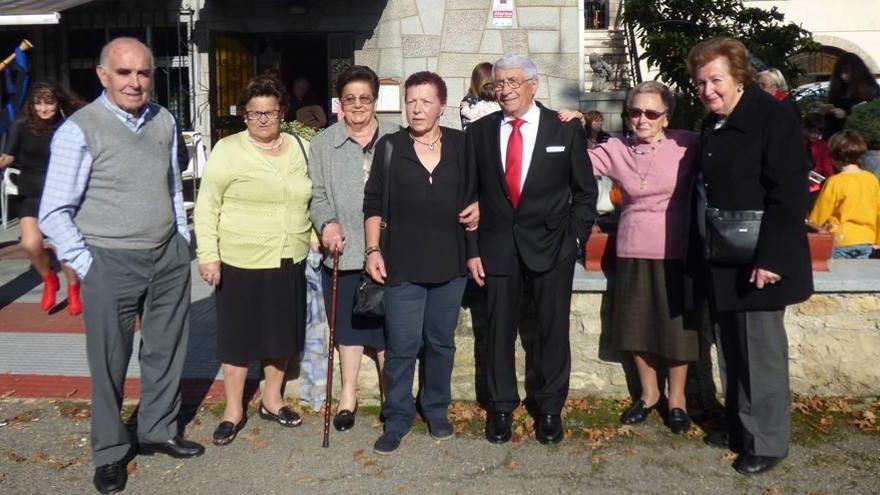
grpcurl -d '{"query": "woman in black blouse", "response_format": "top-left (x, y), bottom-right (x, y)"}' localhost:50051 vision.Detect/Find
top-left (0, 81), bottom-right (83, 314)
top-left (363, 71), bottom-right (477, 455)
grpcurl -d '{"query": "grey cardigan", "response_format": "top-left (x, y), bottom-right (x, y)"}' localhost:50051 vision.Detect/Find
top-left (308, 118), bottom-right (401, 270)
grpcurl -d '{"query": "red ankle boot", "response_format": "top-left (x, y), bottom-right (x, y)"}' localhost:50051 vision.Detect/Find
top-left (41, 272), bottom-right (60, 312)
top-left (67, 284), bottom-right (82, 316)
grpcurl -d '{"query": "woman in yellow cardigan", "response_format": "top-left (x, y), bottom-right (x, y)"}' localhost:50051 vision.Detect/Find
top-left (194, 76), bottom-right (313, 445)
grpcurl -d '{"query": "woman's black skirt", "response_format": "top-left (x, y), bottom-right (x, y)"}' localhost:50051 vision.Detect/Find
top-left (611, 258), bottom-right (699, 362)
top-left (215, 259), bottom-right (306, 364)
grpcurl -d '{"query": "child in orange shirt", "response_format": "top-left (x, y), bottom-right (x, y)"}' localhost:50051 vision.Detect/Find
top-left (809, 130), bottom-right (880, 259)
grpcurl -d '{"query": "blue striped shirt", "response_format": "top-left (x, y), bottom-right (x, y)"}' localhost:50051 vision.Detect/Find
top-left (39, 92), bottom-right (189, 278)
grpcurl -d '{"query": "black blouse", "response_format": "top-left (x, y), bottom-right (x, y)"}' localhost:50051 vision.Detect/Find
top-left (3, 117), bottom-right (55, 195)
top-left (363, 127), bottom-right (477, 285)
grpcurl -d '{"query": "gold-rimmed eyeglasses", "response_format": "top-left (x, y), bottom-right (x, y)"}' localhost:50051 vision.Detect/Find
top-left (493, 77), bottom-right (536, 90)
top-left (341, 95), bottom-right (375, 107)
top-left (244, 110), bottom-right (282, 121)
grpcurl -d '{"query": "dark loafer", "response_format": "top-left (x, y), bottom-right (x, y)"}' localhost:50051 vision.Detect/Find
top-left (428, 419), bottom-right (454, 440)
top-left (703, 429), bottom-right (730, 449)
top-left (259, 403), bottom-right (303, 427)
top-left (733, 454), bottom-right (785, 475)
top-left (373, 430), bottom-right (406, 455)
top-left (93, 462), bottom-right (127, 494)
top-left (139, 436), bottom-right (205, 458)
top-left (213, 417), bottom-right (247, 446)
top-left (535, 414), bottom-right (563, 444)
top-left (621, 399), bottom-right (659, 425)
top-left (485, 411), bottom-right (512, 444)
top-left (333, 407), bottom-right (356, 432)
top-left (665, 408), bottom-right (691, 434)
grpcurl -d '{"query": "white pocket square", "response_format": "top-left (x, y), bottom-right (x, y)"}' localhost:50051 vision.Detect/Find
top-left (546, 146), bottom-right (565, 152)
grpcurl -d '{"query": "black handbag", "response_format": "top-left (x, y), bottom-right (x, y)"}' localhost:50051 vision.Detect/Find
top-left (704, 207), bottom-right (763, 264)
top-left (352, 139), bottom-right (393, 318)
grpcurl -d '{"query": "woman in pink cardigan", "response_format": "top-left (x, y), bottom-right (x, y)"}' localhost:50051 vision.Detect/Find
top-left (588, 81), bottom-right (700, 434)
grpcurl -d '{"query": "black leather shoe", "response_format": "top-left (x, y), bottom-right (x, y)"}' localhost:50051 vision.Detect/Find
top-left (213, 417), bottom-right (247, 446)
top-left (333, 408), bottom-right (356, 432)
top-left (93, 462), bottom-right (127, 494)
top-left (259, 403), bottom-right (303, 427)
top-left (485, 411), bottom-right (512, 444)
top-left (139, 436), bottom-right (205, 458)
top-left (665, 408), bottom-right (691, 434)
top-left (733, 454), bottom-right (785, 475)
top-left (703, 429), bottom-right (730, 449)
top-left (621, 399), bottom-right (659, 425)
top-left (535, 414), bottom-right (563, 444)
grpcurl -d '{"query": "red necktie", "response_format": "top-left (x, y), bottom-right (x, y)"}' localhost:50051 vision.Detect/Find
top-left (505, 118), bottom-right (524, 208)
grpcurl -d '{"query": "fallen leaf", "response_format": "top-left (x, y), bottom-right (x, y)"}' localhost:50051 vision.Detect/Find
top-left (721, 452), bottom-right (737, 463)
top-left (590, 454), bottom-right (604, 464)
top-left (763, 488), bottom-right (784, 495)
top-left (622, 448), bottom-right (638, 457)
top-left (505, 458), bottom-right (519, 470)
top-left (4, 450), bottom-right (26, 463)
top-left (250, 438), bottom-right (268, 450)
top-left (0, 472), bottom-right (5, 482)
top-left (126, 461), bottom-right (137, 475)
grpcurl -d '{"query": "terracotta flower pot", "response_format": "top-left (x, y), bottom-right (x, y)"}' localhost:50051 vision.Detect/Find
top-left (584, 232), bottom-right (615, 272)
top-left (807, 231), bottom-right (834, 272)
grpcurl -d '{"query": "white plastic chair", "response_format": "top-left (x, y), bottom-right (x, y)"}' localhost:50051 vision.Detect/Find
top-left (180, 131), bottom-right (206, 213)
top-left (1, 167), bottom-right (20, 229)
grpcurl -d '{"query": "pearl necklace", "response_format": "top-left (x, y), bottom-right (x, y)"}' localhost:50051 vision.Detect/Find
top-left (627, 135), bottom-right (664, 190)
top-left (409, 130), bottom-right (442, 151)
top-left (248, 134), bottom-right (284, 151)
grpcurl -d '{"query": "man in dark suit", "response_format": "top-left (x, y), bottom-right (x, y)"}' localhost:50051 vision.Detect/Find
top-left (465, 54), bottom-right (597, 444)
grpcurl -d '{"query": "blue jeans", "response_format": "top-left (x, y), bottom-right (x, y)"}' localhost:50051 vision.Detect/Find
top-left (382, 276), bottom-right (467, 434)
top-left (833, 244), bottom-right (873, 259)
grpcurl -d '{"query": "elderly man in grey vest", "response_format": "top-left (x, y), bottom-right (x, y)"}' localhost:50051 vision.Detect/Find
top-left (39, 37), bottom-right (203, 494)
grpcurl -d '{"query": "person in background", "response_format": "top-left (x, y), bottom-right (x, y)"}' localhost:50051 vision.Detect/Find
top-left (756, 69), bottom-right (789, 101)
top-left (689, 37), bottom-right (813, 476)
top-left (0, 81), bottom-right (84, 315)
top-left (589, 81), bottom-right (701, 435)
top-left (195, 75), bottom-right (312, 445)
top-left (585, 110), bottom-right (611, 150)
top-left (460, 62), bottom-right (499, 130)
top-left (822, 52), bottom-right (880, 138)
top-left (809, 130), bottom-right (880, 259)
top-left (803, 113), bottom-right (835, 205)
top-left (289, 76), bottom-right (328, 129)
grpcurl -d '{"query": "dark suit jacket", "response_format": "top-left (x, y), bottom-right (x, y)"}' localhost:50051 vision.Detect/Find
top-left (466, 105), bottom-right (597, 275)
top-left (699, 83), bottom-right (814, 311)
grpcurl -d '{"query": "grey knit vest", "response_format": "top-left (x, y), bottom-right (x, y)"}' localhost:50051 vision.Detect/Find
top-left (69, 99), bottom-right (175, 249)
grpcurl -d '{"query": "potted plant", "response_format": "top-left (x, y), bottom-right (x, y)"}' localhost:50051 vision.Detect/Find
top-left (844, 98), bottom-right (880, 178)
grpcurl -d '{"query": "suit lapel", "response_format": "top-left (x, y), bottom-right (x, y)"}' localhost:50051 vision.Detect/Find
top-left (521, 107), bottom-right (555, 199)
top-left (491, 113), bottom-right (510, 200)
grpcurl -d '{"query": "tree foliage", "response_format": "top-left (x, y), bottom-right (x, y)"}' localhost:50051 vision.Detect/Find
top-left (623, 0), bottom-right (818, 128)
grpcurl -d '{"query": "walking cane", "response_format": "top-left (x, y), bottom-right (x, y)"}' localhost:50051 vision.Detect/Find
top-left (322, 249), bottom-right (340, 448)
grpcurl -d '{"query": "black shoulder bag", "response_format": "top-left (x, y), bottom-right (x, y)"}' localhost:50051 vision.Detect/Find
top-left (352, 139), bottom-right (393, 318)
top-left (701, 182), bottom-right (763, 264)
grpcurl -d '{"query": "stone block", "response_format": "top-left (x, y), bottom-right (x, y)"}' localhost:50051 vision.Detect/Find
top-left (528, 30), bottom-right (560, 53)
top-left (534, 74), bottom-right (549, 99)
top-left (517, 0), bottom-right (575, 5)
top-left (416, 0), bottom-right (445, 35)
top-left (479, 29), bottom-right (504, 54)
top-left (427, 56), bottom-right (438, 72)
top-left (531, 52), bottom-right (579, 79)
top-left (795, 295), bottom-right (844, 317)
top-left (438, 52), bottom-right (498, 78)
top-left (559, 6), bottom-right (579, 53)
top-left (354, 48), bottom-right (380, 70)
top-left (402, 35), bottom-right (440, 57)
top-left (377, 20), bottom-right (402, 49)
top-left (442, 10), bottom-right (487, 53)
top-left (448, 0), bottom-right (490, 8)
top-left (516, 7), bottom-right (559, 30)
top-left (500, 29), bottom-right (529, 55)
top-left (400, 15), bottom-right (423, 35)
top-left (403, 57), bottom-right (427, 77)
top-left (378, 47), bottom-right (403, 78)
top-left (361, 33), bottom-right (378, 49)
top-left (380, 0), bottom-right (419, 21)
top-left (548, 76), bottom-right (581, 111)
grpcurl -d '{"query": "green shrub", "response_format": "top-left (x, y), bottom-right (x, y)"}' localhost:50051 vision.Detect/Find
top-left (845, 99), bottom-right (880, 150)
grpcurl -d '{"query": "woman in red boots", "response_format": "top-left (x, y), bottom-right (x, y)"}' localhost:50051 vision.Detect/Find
top-left (0, 81), bottom-right (84, 314)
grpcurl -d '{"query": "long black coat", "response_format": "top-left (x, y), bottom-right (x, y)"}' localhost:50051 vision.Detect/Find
top-left (698, 83), bottom-right (814, 311)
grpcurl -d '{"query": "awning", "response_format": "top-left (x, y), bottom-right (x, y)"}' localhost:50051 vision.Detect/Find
top-left (0, 0), bottom-right (97, 14)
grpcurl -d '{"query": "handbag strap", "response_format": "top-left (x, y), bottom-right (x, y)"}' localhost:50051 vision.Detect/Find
top-left (379, 139), bottom-right (393, 252)
top-left (292, 133), bottom-right (308, 164)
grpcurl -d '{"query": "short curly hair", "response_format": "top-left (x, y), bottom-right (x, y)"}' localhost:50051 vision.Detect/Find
top-left (334, 65), bottom-right (380, 99)
top-left (404, 71), bottom-right (448, 104)
top-left (237, 75), bottom-right (289, 112)
top-left (687, 37), bottom-right (755, 86)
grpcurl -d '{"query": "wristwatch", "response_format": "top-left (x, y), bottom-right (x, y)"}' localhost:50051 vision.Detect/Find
top-left (319, 218), bottom-right (337, 233)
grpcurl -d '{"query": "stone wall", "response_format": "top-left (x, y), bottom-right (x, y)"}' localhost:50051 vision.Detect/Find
top-left (355, 0), bottom-right (583, 129)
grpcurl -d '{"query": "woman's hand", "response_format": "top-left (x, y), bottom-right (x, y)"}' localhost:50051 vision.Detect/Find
top-left (467, 257), bottom-right (485, 287)
top-left (321, 222), bottom-right (345, 254)
top-left (458, 201), bottom-right (480, 231)
top-left (366, 251), bottom-right (387, 284)
top-left (0, 153), bottom-right (13, 168)
top-left (199, 261), bottom-right (221, 287)
top-left (558, 109), bottom-right (586, 126)
top-left (750, 267), bottom-right (781, 289)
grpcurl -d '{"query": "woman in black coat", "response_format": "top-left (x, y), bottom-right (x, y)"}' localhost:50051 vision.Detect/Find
top-left (688, 38), bottom-right (813, 476)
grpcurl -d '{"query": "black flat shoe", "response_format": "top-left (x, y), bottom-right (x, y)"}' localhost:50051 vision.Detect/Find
top-left (259, 403), bottom-right (303, 427)
top-left (703, 429), bottom-right (730, 449)
top-left (485, 410), bottom-right (512, 444)
top-left (139, 436), bottom-right (205, 458)
top-left (621, 399), bottom-right (660, 425)
top-left (535, 414), bottom-right (563, 445)
top-left (213, 417), bottom-right (247, 446)
top-left (93, 462), bottom-right (127, 494)
top-left (333, 406), bottom-right (357, 432)
top-left (665, 408), bottom-right (691, 434)
top-left (733, 454), bottom-right (785, 475)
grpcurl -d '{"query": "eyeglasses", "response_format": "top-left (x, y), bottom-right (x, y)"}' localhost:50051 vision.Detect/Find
top-left (493, 78), bottom-right (535, 90)
top-left (341, 95), bottom-right (375, 107)
top-left (244, 110), bottom-right (281, 121)
top-left (627, 108), bottom-right (667, 120)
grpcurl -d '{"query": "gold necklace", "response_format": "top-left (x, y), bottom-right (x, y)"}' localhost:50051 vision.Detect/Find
top-left (627, 136), bottom-right (664, 190)
top-left (409, 130), bottom-right (442, 151)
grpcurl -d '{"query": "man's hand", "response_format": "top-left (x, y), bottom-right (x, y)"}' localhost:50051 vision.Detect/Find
top-left (321, 222), bottom-right (345, 254)
top-left (459, 202), bottom-right (480, 231)
top-left (467, 257), bottom-right (485, 287)
top-left (199, 261), bottom-right (221, 287)
top-left (366, 251), bottom-right (387, 284)
top-left (750, 267), bottom-right (781, 289)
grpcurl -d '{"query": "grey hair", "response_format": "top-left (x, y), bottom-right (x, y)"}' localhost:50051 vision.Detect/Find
top-left (626, 80), bottom-right (676, 118)
top-left (493, 53), bottom-right (538, 79)
top-left (99, 37), bottom-right (154, 70)
top-left (757, 68), bottom-right (788, 91)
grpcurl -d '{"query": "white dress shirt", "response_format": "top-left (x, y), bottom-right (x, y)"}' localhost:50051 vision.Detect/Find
top-left (500, 102), bottom-right (541, 190)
